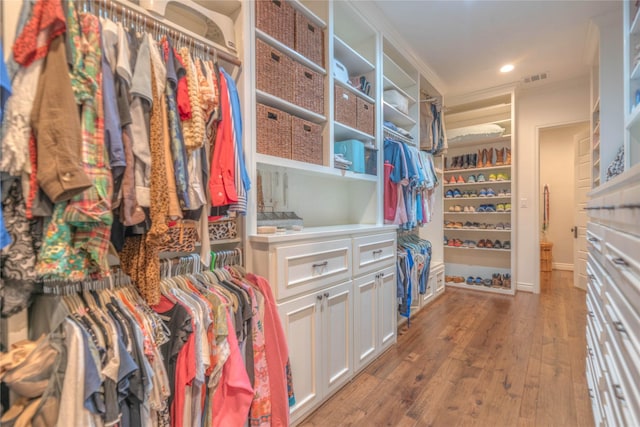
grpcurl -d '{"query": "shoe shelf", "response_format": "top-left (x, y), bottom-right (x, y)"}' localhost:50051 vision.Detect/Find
top-left (444, 196), bottom-right (511, 201)
top-left (444, 246), bottom-right (510, 252)
top-left (443, 181), bottom-right (511, 187)
top-left (444, 164), bottom-right (512, 174)
top-left (445, 281), bottom-right (513, 294)
top-left (444, 212), bottom-right (511, 215)
top-left (444, 228), bottom-right (511, 232)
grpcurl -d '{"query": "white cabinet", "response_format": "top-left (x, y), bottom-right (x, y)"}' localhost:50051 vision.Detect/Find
top-left (250, 225), bottom-right (397, 424)
top-left (278, 280), bottom-right (353, 421)
top-left (586, 164), bottom-right (640, 426)
top-left (354, 265), bottom-right (396, 371)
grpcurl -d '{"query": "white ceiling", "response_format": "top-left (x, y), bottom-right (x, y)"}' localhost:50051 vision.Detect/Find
top-left (371, 0), bottom-right (621, 97)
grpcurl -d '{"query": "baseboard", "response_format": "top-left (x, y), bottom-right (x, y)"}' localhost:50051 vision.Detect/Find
top-left (553, 263), bottom-right (574, 271)
top-left (517, 282), bottom-right (535, 293)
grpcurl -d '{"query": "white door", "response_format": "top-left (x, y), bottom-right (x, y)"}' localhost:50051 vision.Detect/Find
top-left (378, 265), bottom-right (397, 352)
top-left (574, 130), bottom-right (591, 290)
top-left (323, 281), bottom-right (353, 396)
top-left (277, 291), bottom-right (322, 421)
top-left (353, 273), bottom-right (378, 372)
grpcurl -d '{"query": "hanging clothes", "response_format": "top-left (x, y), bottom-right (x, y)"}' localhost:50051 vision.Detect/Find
top-left (397, 234), bottom-right (432, 320)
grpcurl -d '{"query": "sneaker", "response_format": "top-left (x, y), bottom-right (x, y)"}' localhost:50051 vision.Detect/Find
top-left (494, 240), bottom-right (502, 249)
top-left (454, 205), bottom-right (462, 212)
top-left (478, 223), bottom-right (487, 229)
top-left (467, 175), bottom-right (477, 183)
top-left (505, 203), bottom-right (512, 212)
top-left (475, 277), bottom-right (483, 285)
top-left (497, 173), bottom-right (509, 181)
top-left (505, 222), bottom-right (511, 230)
top-left (444, 221), bottom-right (455, 228)
top-left (485, 223), bottom-right (496, 229)
top-left (462, 240), bottom-right (470, 248)
top-left (502, 273), bottom-right (512, 288)
top-left (492, 273), bottom-right (503, 287)
top-left (485, 204), bottom-right (496, 212)
top-left (466, 276), bottom-right (474, 285)
top-left (464, 206), bottom-right (471, 212)
top-left (453, 239), bottom-right (463, 247)
top-left (495, 222), bottom-right (505, 230)
top-left (479, 188), bottom-right (488, 197)
top-left (485, 239), bottom-right (494, 248)
top-left (467, 205), bottom-right (476, 213)
top-left (457, 175), bottom-right (465, 183)
top-left (488, 174), bottom-right (497, 182)
top-left (477, 173), bottom-right (486, 182)
top-left (445, 189), bottom-right (454, 198)
top-left (503, 241), bottom-right (511, 249)
top-left (453, 189), bottom-right (462, 198)
top-left (463, 221), bottom-right (474, 228)
top-left (483, 278), bottom-right (492, 287)
top-left (462, 191), bottom-right (470, 198)
top-left (472, 222), bottom-right (480, 228)
top-left (448, 175), bottom-right (457, 184)
top-left (497, 189), bottom-right (507, 197)
top-left (448, 205), bottom-right (456, 212)
top-left (496, 203), bottom-right (505, 212)
top-left (468, 240), bottom-right (477, 248)
top-left (477, 239), bottom-right (485, 248)
top-left (469, 190), bottom-right (478, 198)
top-left (477, 205), bottom-right (486, 213)
top-left (486, 188), bottom-right (496, 197)
top-left (505, 188), bottom-right (512, 196)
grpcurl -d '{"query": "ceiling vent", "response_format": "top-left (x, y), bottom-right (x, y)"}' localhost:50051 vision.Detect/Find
top-left (522, 71), bottom-right (550, 84)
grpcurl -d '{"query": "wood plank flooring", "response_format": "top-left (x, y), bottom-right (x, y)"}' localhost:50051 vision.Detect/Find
top-left (300, 270), bottom-right (593, 427)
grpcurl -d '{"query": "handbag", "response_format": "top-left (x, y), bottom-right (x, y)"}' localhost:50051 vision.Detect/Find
top-left (158, 219), bottom-right (199, 253)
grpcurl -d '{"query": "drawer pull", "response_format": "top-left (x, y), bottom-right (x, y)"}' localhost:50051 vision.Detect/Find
top-left (312, 261), bottom-right (328, 268)
top-left (588, 388), bottom-right (594, 399)
top-left (317, 295), bottom-right (323, 301)
top-left (372, 249), bottom-right (383, 255)
top-left (613, 384), bottom-right (625, 401)
top-left (613, 321), bottom-right (627, 334)
top-left (612, 257), bottom-right (628, 267)
top-left (588, 311), bottom-right (595, 318)
top-left (380, 272), bottom-right (385, 278)
top-left (587, 237), bottom-right (599, 243)
top-left (323, 292), bottom-right (330, 299)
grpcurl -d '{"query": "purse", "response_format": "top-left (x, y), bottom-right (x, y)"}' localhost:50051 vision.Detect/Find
top-left (158, 219), bottom-right (199, 253)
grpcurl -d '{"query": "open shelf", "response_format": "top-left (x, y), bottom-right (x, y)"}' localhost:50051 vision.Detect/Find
top-left (444, 196), bottom-right (512, 201)
top-left (334, 121), bottom-right (375, 142)
top-left (446, 135), bottom-right (512, 149)
top-left (444, 228), bottom-right (511, 233)
top-left (444, 212), bottom-right (512, 215)
top-left (333, 36), bottom-right (375, 77)
top-left (289, 0), bottom-right (327, 28)
top-left (444, 164), bottom-right (512, 174)
top-left (256, 29), bottom-right (327, 75)
top-left (383, 76), bottom-right (416, 104)
top-left (631, 6), bottom-right (640, 34)
top-left (334, 79), bottom-right (375, 104)
top-left (445, 281), bottom-right (513, 294)
top-left (383, 101), bottom-right (416, 127)
top-left (383, 54), bottom-right (416, 89)
top-left (444, 246), bottom-right (511, 252)
top-left (443, 180), bottom-right (512, 187)
top-left (256, 153), bottom-right (377, 182)
top-left (257, 90), bottom-right (326, 124)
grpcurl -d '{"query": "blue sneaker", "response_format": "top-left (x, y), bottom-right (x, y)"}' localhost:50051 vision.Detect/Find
top-left (486, 188), bottom-right (496, 197)
top-left (466, 276), bottom-right (474, 285)
top-left (477, 173), bottom-right (486, 182)
top-left (467, 174), bottom-right (477, 183)
top-left (445, 190), bottom-right (454, 198)
top-left (479, 188), bottom-right (488, 197)
top-left (477, 205), bottom-right (486, 212)
top-left (453, 189), bottom-right (462, 198)
top-left (485, 204), bottom-right (496, 212)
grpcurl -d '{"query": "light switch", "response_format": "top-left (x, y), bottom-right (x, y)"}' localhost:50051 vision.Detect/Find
top-left (520, 198), bottom-right (528, 208)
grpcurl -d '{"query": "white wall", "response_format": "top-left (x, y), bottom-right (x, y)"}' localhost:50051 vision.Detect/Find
top-left (539, 123), bottom-right (589, 268)
top-left (516, 77), bottom-right (590, 293)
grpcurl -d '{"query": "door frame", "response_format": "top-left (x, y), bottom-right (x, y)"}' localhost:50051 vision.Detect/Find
top-left (534, 120), bottom-right (589, 294)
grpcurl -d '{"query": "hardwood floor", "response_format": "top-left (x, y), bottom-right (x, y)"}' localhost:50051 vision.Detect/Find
top-left (300, 270), bottom-right (594, 427)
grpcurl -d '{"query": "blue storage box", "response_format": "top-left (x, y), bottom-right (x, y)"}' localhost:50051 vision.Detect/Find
top-left (335, 139), bottom-right (365, 173)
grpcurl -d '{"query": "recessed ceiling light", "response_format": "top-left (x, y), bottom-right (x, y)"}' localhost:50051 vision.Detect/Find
top-left (500, 64), bottom-right (514, 73)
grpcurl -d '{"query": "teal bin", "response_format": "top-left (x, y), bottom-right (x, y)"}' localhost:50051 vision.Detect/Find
top-left (335, 139), bottom-right (365, 173)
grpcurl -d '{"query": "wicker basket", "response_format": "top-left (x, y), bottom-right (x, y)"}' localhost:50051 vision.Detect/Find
top-left (256, 103), bottom-right (292, 159)
top-left (256, 0), bottom-right (295, 48)
top-left (256, 39), bottom-right (294, 102)
top-left (334, 85), bottom-right (357, 129)
top-left (291, 116), bottom-right (323, 165)
top-left (208, 217), bottom-right (238, 241)
top-left (356, 97), bottom-right (375, 136)
top-left (294, 62), bottom-right (324, 114)
top-left (294, 11), bottom-right (324, 66)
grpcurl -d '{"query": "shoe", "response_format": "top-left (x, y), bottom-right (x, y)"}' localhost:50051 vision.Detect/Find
top-left (462, 191), bottom-right (470, 198)
top-left (478, 223), bottom-right (487, 229)
top-left (453, 189), bottom-right (462, 198)
top-left (472, 222), bottom-right (480, 228)
top-left (444, 221), bottom-right (454, 228)
top-left (497, 189), bottom-right (507, 197)
top-left (468, 240), bottom-right (477, 248)
top-left (505, 222), bottom-right (511, 230)
top-left (487, 147), bottom-right (494, 166)
top-left (505, 188), bottom-right (512, 196)
top-left (462, 240), bottom-right (470, 248)
top-left (495, 222), bottom-right (505, 230)
top-left (448, 175), bottom-right (457, 184)
top-left (503, 241), bottom-right (511, 250)
top-left (485, 239), bottom-right (494, 248)
top-left (445, 189), bottom-right (454, 198)
top-left (462, 154), bottom-right (470, 169)
top-left (457, 175), bottom-right (465, 183)
top-left (477, 205), bottom-right (486, 213)
top-left (471, 153), bottom-right (478, 168)
top-left (502, 273), bottom-right (511, 288)
top-left (467, 205), bottom-right (476, 213)
top-left (496, 203), bottom-right (505, 212)
top-left (505, 203), bottom-right (511, 212)
top-left (477, 173), bottom-right (486, 182)
top-left (486, 188), bottom-right (496, 197)
top-left (454, 276), bottom-right (465, 283)
top-left (454, 239), bottom-right (463, 247)
top-left (485, 204), bottom-right (496, 212)
top-left (454, 205), bottom-right (462, 212)
top-left (477, 239), bottom-right (485, 248)
top-left (494, 240), bottom-right (502, 249)
top-left (466, 276), bottom-right (474, 285)
top-left (464, 206), bottom-right (471, 212)
top-left (496, 173), bottom-right (508, 181)
top-left (469, 190), bottom-right (478, 198)
top-left (505, 148), bottom-right (511, 165)
top-left (483, 278), bottom-right (492, 287)
top-left (448, 205), bottom-right (456, 212)
top-left (463, 221), bottom-right (474, 228)
top-left (495, 147), bottom-right (504, 165)
top-left (467, 175), bottom-right (477, 183)
top-left (479, 188), bottom-right (488, 197)
top-left (488, 173), bottom-right (497, 182)
top-left (477, 149), bottom-right (484, 168)
top-left (492, 273), bottom-right (502, 287)
top-left (485, 222), bottom-right (496, 229)
top-left (475, 277), bottom-right (483, 285)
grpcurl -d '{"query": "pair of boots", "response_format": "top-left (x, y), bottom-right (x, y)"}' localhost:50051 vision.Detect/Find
top-left (447, 153), bottom-right (477, 170)
top-left (477, 147), bottom-right (511, 168)
top-left (495, 147), bottom-right (511, 166)
top-left (477, 148), bottom-right (494, 168)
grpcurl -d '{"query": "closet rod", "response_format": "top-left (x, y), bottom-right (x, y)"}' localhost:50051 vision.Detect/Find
top-left (99, 0), bottom-right (242, 67)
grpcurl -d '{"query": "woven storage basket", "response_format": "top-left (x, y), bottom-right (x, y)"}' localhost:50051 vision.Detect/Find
top-left (356, 97), bottom-right (375, 136)
top-left (208, 217), bottom-right (238, 241)
top-left (334, 85), bottom-right (357, 129)
top-left (256, 103), bottom-right (292, 159)
top-left (294, 11), bottom-right (324, 66)
top-left (256, 39), bottom-right (294, 102)
top-left (294, 62), bottom-right (324, 114)
top-left (256, 0), bottom-right (295, 48)
top-left (291, 116), bottom-right (322, 165)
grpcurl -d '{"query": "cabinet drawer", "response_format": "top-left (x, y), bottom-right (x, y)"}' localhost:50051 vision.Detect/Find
top-left (276, 238), bottom-right (352, 300)
top-left (587, 291), bottom-right (607, 345)
top-left (603, 337), bottom-right (640, 427)
top-left (602, 228), bottom-right (640, 315)
top-left (352, 233), bottom-right (396, 276)
top-left (603, 282), bottom-right (640, 373)
top-left (587, 222), bottom-right (605, 255)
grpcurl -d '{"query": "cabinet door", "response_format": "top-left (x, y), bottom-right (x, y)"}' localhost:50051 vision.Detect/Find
top-left (323, 280), bottom-right (354, 396)
top-left (277, 291), bottom-right (323, 421)
top-left (378, 266), bottom-right (397, 352)
top-left (353, 272), bottom-right (378, 372)
top-left (420, 270), bottom-right (435, 307)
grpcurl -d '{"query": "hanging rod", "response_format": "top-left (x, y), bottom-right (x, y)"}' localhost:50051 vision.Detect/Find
top-left (97, 0), bottom-right (242, 67)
